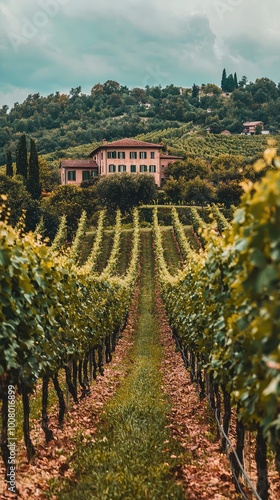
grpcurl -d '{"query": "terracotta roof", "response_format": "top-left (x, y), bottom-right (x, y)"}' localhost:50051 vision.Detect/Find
top-left (160, 154), bottom-right (183, 159)
top-left (60, 159), bottom-right (99, 168)
top-left (243, 121), bottom-right (263, 126)
top-left (90, 138), bottom-right (163, 155)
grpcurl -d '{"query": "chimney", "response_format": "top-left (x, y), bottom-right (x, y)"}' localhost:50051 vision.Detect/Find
top-left (103, 138), bottom-right (107, 144)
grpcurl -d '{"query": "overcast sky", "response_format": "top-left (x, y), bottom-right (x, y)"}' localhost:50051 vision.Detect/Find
top-left (0, 0), bottom-right (279, 108)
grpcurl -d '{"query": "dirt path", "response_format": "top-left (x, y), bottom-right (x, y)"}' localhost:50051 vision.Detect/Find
top-left (156, 280), bottom-right (238, 499)
top-left (55, 230), bottom-right (186, 499)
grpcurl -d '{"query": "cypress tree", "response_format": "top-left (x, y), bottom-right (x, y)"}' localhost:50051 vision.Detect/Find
top-left (221, 68), bottom-right (227, 91)
top-left (16, 134), bottom-right (28, 178)
top-left (28, 138), bottom-right (41, 199)
top-left (234, 72), bottom-right (238, 89)
top-left (6, 151), bottom-right (13, 177)
top-left (226, 74), bottom-right (235, 92)
top-left (192, 83), bottom-right (199, 98)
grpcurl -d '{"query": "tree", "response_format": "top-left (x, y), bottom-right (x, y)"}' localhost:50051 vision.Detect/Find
top-left (0, 105), bottom-right (9, 115)
top-left (192, 84), bottom-right (200, 98)
top-left (16, 134), bottom-right (28, 178)
top-left (103, 80), bottom-right (121, 95)
top-left (39, 158), bottom-right (60, 192)
top-left (255, 124), bottom-right (263, 135)
top-left (6, 151), bottom-right (13, 177)
top-left (0, 174), bottom-right (39, 229)
top-left (41, 184), bottom-right (98, 238)
top-left (163, 176), bottom-right (185, 204)
top-left (69, 86), bottom-right (82, 98)
top-left (184, 177), bottom-right (216, 205)
top-left (165, 158), bottom-right (211, 181)
top-left (226, 74), bottom-right (235, 92)
top-left (28, 139), bottom-right (41, 199)
top-left (221, 70), bottom-right (237, 92)
top-left (96, 173), bottom-right (157, 213)
top-left (209, 121), bottom-right (222, 134)
top-left (216, 180), bottom-right (243, 206)
top-left (221, 68), bottom-right (227, 92)
top-left (203, 83), bottom-right (222, 95)
top-left (238, 75), bottom-right (249, 88)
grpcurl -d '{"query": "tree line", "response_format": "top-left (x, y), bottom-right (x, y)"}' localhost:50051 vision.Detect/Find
top-left (1, 73), bottom-right (280, 164)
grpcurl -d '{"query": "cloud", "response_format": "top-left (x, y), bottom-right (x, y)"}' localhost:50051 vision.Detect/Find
top-left (0, 0), bottom-right (280, 107)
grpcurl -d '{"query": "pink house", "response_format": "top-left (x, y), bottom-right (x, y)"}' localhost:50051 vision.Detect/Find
top-left (60, 159), bottom-right (99, 185)
top-left (60, 138), bottom-right (182, 187)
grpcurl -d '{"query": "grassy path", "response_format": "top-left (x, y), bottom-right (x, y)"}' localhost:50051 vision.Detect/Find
top-left (59, 230), bottom-right (185, 499)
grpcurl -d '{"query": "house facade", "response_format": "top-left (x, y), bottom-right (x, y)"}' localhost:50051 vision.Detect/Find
top-left (243, 121), bottom-right (264, 134)
top-left (60, 159), bottom-right (99, 185)
top-left (60, 138), bottom-right (182, 187)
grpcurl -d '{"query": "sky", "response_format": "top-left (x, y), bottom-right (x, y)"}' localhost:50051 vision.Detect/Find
top-left (0, 0), bottom-right (279, 108)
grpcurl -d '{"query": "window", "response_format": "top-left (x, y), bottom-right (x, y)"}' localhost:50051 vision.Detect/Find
top-left (118, 152), bottom-right (125, 159)
top-left (118, 165), bottom-right (126, 172)
top-left (82, 171), bottom-right (91, 181)
top-left (161, 165), bottom-right (165, 171)
top-left (101, 153), bottom-right (103, 160)
top-left (130, 152), bottom-right (137, 159)
top-left (140, 165), bottom-right (147, 172)
top-left (109, 164), bottom-right (116, 173)
top-left (107, 151), bottom-right (116, 159)
top-left (67, 171), bottom-right (76, 181)
top-left (149, 165), bottom-right (156, 173)
top-left (150, 152), bottom-right (155, 159)
top-left (130, 165), bottom-right (136, 173)
top-left (140, 152), bottom-right (147, 159)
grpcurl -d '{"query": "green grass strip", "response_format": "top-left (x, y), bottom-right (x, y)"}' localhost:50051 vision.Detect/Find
top-left (58, 230), bottom-right (186, 500)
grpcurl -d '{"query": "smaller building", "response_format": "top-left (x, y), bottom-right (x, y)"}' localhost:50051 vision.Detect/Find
top-left (60, 159), bottom-right (99, 185)
top-left (221, 130), bottom-right (231, 135)
top-left (243, 121), bottom-right (264, 135)
top-left (160, 154), bottom-right (183, 183)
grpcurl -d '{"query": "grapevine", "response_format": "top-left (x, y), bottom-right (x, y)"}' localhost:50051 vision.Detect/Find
top-left (153, 153), bottom-right (280, 498)
top-left (0, 205), bottom-right (140, 471)
top-left (211, 204), bottom-right (231, 233)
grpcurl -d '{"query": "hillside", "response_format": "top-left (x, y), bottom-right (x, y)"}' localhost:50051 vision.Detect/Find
top-left (1, 76), bottom-right (280, 165)
top-left (42, 127), bottom-right (280, 166)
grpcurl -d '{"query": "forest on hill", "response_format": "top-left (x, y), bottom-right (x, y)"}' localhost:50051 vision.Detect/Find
top-left (1, 72), bottom-right (280, 164)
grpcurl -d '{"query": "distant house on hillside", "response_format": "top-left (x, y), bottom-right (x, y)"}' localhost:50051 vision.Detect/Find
top-left (139, 101), bottom-right (151, 109)
top-left (221, 130), bottom-right (231, 135)
top-left (60, 138), bottom-right (182, 187)
top-left (243, 121), bottom-right (264, 135)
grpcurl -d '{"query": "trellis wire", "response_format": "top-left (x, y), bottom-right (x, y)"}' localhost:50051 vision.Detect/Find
top-left (172, 331), bottom-right (263, 500)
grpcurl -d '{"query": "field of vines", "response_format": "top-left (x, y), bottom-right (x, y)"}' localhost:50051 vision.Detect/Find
top-left (137, 125), bottom-right (280, 160)
top-left (0, 148), bottom-right (280, 498)
top-left (41, 125), bottom-right (280, 165)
